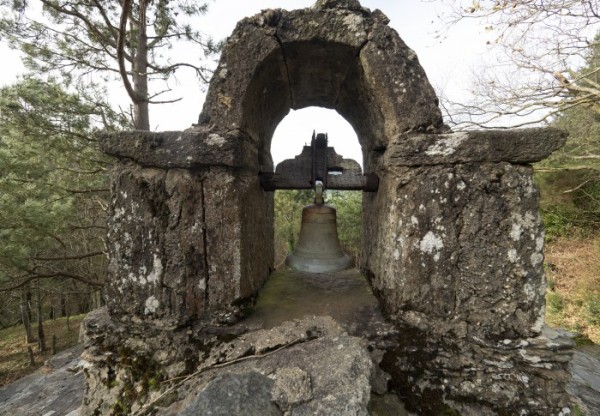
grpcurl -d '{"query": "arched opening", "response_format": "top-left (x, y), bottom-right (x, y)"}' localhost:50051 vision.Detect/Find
top-left (250, 106), bottom-right (374, 332)
top-left (271, 107), bottom-right (362, 167)
top-left (270, 107), bottom-right (363, 269)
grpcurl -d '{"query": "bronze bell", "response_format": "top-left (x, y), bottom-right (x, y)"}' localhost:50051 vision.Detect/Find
top-left (285, 182), bottom-right (352, 273)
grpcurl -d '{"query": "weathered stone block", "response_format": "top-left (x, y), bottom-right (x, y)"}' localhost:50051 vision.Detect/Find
top-left (277, 4), bottom-right (369, 48)
top-left (105, 162), bottom-right (273, 325)
top-left (363, 162), bottom-right (546, 340)
top-left (380, 325), bottom-right (574, 415)
top-left (98, 128), bottom-right (259, 170)
top-left (196, 2), bottom-right (445, 157)
top-left (88, 1), bottom-right (574, 414)
top-left (198, 17), bottom-right (289, 144)
top-left (180, 372), bottom-right (281, 416)
top-left (105, 162), bottom-right (207, 325)
top-left (358, 23), bottom-right (444, 140)
top-left (275, 7), bottom-right (370, 110)
top-left (203, 168), bottom-right (273, 314)
top-left (384, 128), bottom-right (568, 165)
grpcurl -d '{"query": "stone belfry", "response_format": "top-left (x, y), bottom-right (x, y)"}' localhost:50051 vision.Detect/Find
top-left (81, 0), bottom-right (574, 414)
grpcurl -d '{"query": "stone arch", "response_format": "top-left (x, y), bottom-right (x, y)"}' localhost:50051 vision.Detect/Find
top-left (197, 0), bottom-right (444, 172)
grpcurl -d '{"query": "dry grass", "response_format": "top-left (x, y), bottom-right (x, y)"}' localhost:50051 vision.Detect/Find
top-left (545, 234), bottom-right (600, 343)
top-left (0, 314), bottom-right (85, 387)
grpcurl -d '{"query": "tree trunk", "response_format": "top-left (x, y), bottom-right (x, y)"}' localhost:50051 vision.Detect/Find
top-left (91, 290), bottom-right (98, 309)
top-left (20, 289), bottom-right (35, 344)
top-left (66, 306), bottom-right (71, 333)
top-left (78, 294), bottom-right (89, 314)
top-left (27, 346), bottom-right (35, 366)
top-left (132, 0), bottom-right (150, 130)
top-left (118, 0), bottom-right (150, 130)
top-left (36, 282), bottom-right (46, 352)
top-left (26, 289), bottom-right (32, 321)
top-left (60, 294), bottom-right (67, 317)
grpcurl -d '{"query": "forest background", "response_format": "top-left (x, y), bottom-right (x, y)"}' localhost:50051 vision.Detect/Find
top-left (0, 0), bottom-right (598, 386)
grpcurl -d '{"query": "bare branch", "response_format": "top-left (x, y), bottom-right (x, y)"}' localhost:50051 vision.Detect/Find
top-left (33, 251), bottom-right (106, 261)
top-left (0, 272), bottom-right (104, 292)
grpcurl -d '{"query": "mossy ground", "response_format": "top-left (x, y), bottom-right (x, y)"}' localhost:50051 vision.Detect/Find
top-left (0, 314), bottom-right (85, 387)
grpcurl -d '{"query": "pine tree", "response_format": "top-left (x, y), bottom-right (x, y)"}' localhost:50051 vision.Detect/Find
top-left (0, 0), bottom-right (216, 129)
top-left (0, 78), bottom-right (124, 297)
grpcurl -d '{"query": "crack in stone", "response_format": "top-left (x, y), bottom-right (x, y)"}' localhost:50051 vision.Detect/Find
top-left (200, 178), bottom-right (211, 311)
top-left (273, 32), bottom-right (295, 109)
top-left (452, 169), bottom-right (466, 315)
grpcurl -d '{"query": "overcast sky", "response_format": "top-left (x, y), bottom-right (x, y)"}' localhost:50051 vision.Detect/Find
top-left (0, 0), bottom-right (491, 167)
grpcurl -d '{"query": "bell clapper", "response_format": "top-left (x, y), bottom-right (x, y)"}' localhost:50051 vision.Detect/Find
top-left (314, 180), bottom-right (324, 205)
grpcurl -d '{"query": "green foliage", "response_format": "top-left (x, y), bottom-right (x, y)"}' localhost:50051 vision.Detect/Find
top-left (536, 46), bottom-right (600, 238)
top-left (0, 78), bottom-right (121, 292)
top-left (327, 190), bottom-right (362, 262)
top-left (544, 235), bottom-right (600, 342)
top-left (584, 293), bottom-right (600, 326)
top-left (572, 333), bottom-right (595, 347)
top-left (536, 168), bottom-right (600, 240)
top-left (546, 291), bottom-right (565, 316)
top-left (572, 403), bottom-right (585, 416)
top-left (542, 110), bottom-right (600, 168)
top-left (536, 40), bottom-right (600, 344)
top-left (111, 347), bottom-right (165, 415)
top-left (274, 190), bottom-right (313, 267)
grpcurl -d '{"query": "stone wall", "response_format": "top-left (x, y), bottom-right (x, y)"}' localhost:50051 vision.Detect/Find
top-left (360, 128), bottom-right (572, 414)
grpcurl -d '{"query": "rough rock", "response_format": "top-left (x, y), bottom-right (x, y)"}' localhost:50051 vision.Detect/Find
top-left (272, 367), bottom-right (313, 410)
top-left (3, 325), bottom-right (596, 416)
top-left (78, 271), bottom-right (395, 415)
top-left (568, 342), bottom-right (600, 414)
top-left (141, 316), bottom-right (375, 416)
top-left (103, 161), bottom-right (272, 326)
top-left (0, 296), bottom-right (600, 416)
top-left (0, 345), bottom-right (84, 416)
top-left (363, 162), bottom-right (547, 339)
top-left (179, 372), bottom-right (281, 416)
top-left (378, 325), bottom-right (577, 415)
top-left (98, 128), bottom-right (259, 170)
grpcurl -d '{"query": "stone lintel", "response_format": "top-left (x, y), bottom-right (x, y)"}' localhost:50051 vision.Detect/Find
top-left (385, 127), bottom-right (568, 166)
top-left (98, 128), bottom-right (258, 170)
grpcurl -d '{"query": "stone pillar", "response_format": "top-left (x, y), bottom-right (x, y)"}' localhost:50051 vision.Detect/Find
top-left (80, 129), bottom-right (273, 415)
top-left (99, 129), bottom-right (272, 326)
top-left (362, 128), bottom-right (574, 415)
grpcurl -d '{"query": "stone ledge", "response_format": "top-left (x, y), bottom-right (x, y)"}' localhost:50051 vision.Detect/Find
top-left (98, 128), bottom-right (258, 170)
top-left (384, 127), bottom-right (568, 166)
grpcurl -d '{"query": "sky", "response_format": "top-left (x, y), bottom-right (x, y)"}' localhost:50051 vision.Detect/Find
top-left (0, 0), bottom-right (492, 168)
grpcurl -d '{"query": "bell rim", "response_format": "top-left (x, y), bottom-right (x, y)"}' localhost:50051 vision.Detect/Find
top-left (285, 252), bottom-right (353, 273)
